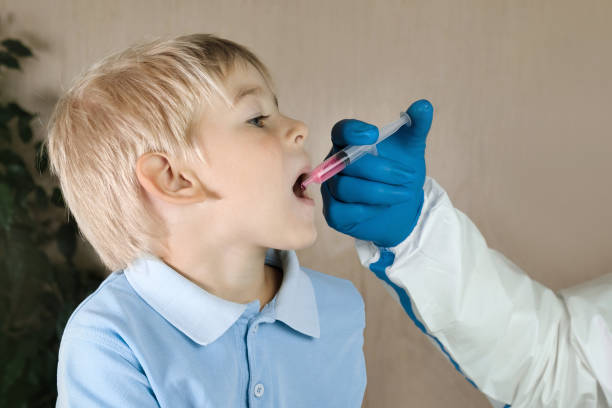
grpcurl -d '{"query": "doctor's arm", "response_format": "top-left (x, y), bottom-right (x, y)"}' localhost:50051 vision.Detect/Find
top-left (321, 100), bottom-right (611, 407)
top-left (354, 176), bottom-right (612, 407)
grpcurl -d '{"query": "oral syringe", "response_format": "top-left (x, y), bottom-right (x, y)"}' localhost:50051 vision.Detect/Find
top-left (300, 111), bottom-right (412, 190)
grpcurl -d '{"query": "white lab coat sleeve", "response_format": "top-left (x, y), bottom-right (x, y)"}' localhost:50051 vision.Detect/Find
top-left (354, 176), bottom-right (612, 407)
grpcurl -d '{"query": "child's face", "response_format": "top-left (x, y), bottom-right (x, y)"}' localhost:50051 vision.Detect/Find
top-left (191, 62), bottom-right (316, 250)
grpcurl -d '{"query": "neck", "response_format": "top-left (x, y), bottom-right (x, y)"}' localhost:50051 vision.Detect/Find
top-left (162, 242), bottom-right (282, 311)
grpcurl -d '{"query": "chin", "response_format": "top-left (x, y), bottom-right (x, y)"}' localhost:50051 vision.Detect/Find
top-left (299, 228), bottom-right (318, 249)
top-left (280, 226), bottom-right (318, 251)
top-left (304, 221), bottom-right (318, 242)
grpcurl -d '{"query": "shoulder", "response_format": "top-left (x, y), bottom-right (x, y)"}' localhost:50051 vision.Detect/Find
top-left (59, 270), bottom-right (147, 356)
top-left (57, 271), bottom-right (150, 382)
top-left (302, 267), bottom-right (364, 327)
top-left (56, 272), bottom-right (160, 406)
top-left (302, 267), bottom-right (363, 300)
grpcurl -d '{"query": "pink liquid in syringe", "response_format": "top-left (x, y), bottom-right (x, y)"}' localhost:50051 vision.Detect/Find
top-left (300, 151), bottom-right (349, 190)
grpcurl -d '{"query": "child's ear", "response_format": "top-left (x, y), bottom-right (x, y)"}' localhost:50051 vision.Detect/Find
top-left (136, 152), bottom-right (207, 204)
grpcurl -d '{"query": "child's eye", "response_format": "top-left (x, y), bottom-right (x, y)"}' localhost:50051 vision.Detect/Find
top-left (247, 115), bottom-right (269, 128)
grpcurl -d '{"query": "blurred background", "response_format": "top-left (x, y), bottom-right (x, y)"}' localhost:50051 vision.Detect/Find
top-left (1, 0), bottom-right (611, 406)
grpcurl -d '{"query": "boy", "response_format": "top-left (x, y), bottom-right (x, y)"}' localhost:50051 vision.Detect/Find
top-left (48, 34), bottom-right (366, 407)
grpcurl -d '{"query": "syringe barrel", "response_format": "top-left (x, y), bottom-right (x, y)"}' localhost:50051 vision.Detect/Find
top-left (342, 144), bottom-right (378, 164)
top-left (343, 111), bottom-right (411, 163)
top-left (311, 149), bottom-right (350, 184)
top-left (301, 111), bottom-right (411, 188)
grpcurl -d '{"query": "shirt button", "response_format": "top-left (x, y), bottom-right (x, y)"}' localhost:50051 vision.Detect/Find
top-left (254, 383), bottom-right (264, 398)
top-left (252, 325), bottom-right (258, 333)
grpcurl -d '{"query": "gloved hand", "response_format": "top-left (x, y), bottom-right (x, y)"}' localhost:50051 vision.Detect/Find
top-left (321, 99), bottom-right (433, 248)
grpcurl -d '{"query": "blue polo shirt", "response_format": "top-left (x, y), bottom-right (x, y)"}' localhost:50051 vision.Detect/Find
top-left (56, 248), bottom-right (366, 407)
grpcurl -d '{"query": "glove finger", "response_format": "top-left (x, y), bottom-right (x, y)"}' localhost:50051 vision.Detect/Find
top-left (330, 119), bottom-right (379, 151)
top-left (325, 173), bottom-right (418, 206)
top-left (376, 99), bottom-right (434, 157)
top-left (321, 182), bottom-right (382, 231)
top-left (405, 99), bottom-right (434, 145)
top-left (348, 199), bottom-right (423, 246)
top-left (338, 153), bottom-right (421, 187)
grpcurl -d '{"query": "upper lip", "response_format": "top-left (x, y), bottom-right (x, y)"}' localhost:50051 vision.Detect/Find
top-left (295, 164), bottom-right (312, 184)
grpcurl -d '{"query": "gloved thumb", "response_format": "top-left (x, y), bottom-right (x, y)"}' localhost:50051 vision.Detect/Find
top-left (404, 99), bottom-right (433, 145)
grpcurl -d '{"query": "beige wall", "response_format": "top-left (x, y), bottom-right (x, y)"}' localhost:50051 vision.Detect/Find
top-left (3, 0), bottom-right (611, 406)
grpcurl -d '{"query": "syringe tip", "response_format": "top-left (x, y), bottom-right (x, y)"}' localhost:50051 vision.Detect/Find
top-left (300, 174), bottom-right (315, 190)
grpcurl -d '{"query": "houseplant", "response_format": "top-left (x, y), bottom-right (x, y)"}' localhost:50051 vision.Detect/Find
top-left (0, 37), bottom-right (103, 407)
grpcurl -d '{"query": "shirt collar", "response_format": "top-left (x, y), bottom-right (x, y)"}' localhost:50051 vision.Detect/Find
top-left (124, 248), bottom-right (320, 346)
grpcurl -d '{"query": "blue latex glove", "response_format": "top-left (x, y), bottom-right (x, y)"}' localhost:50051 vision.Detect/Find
top-left (321, 99), bottom-right (433, 248)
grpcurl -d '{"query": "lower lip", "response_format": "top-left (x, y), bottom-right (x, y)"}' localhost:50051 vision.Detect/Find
top-left (295, 195), bottom-right (315, 206)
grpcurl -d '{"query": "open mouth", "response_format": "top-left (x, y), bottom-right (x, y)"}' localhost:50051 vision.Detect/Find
top-left (292, 173), bottom-right (309, 199)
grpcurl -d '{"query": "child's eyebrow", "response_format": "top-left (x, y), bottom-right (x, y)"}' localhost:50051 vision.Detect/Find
top-left (233, 86), bottom-right (279, 109)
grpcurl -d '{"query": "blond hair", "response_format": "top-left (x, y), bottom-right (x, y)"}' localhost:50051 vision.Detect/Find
top-left (46, 33), bottom-right (274, 271)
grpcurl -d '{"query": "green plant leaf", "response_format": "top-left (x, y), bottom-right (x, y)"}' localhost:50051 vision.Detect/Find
top-left (14, 252), bottom-right (55, 322)
top-left (1, 348), bottom-right (27, 392)
top-left (0, 182), bottom-right (14, 229)
top-left (0, 149), bottom-right (27, 167)
top-left (31, 185), bottom-right (48, 209)
top-left (26, 368), bottom-right (39, 387)
top-left (0, 104), bottom-right (15, 124)
top-left (2, 157), bottom-right (35, 198)
top-left (17, 117), bottom-right (32, 143)
top-left (56, 220), bottom-right (77, 261)
top-left (5, 225), bottom-right (33, 282)
top-left (34, 141), bottom-right (48, 174)
top-left (0, 123), bottom-right (10, 143)
top-left (1, 39), bottom-right (33, 58)
top-left (45, 349), bottom-right (59, 383)
top-left (2, 378), bottom-right (30, 408)
top-left (7, 162), bottom-right (31, 180)
top-left (0, 51), bottom-right (20, 70)
top-left (51, 187), bottom-right (64, 207)
top-left (8, 103), bottom-right (34, 121)
top-left (55, 303), bottom-right (74, 339)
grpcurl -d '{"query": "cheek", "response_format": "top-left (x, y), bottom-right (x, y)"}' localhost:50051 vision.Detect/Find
top-left (228, 147), bottom-right (284, 199)
top-left (245, 141), bottom-right (283, 184)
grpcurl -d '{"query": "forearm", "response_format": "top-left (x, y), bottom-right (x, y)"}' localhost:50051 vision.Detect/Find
top-left (355, 177), bottom-right (610, 407)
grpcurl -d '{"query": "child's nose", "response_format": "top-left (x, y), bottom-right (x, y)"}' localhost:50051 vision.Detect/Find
top-left (288, 119), bottom-right (308, 145)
